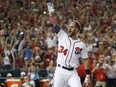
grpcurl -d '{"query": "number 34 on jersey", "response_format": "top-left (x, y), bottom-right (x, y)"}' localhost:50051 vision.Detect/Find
top-left (58, 45), bottom-right (82, 56)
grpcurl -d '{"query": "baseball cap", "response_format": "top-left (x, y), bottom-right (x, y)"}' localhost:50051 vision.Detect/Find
top-left (35, 55), bottom-right (40, 60)
top-left (20, 72), bottom-right (26, 76)
top-left (7, 73), bottom-right (12, 77)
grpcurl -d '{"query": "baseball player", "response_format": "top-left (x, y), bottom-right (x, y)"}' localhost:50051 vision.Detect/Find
top-left (47, 1), bottom-right (91, 87)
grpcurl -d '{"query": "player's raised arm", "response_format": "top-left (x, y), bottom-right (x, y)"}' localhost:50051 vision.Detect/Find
top-left (47, 2), bottom-right (61, 34)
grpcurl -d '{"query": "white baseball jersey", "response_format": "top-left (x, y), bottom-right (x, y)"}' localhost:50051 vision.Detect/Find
top-left (56, 29), bottom-right (88, 68)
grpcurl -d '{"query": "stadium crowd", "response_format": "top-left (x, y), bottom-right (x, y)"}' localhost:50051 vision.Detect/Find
top-left (0, 0), bottom-right (116, 87)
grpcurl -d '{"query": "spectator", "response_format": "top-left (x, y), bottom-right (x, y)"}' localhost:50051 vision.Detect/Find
top-left (28, 63), bottom-right (40, 87)
top-left (91, 56), bottom-right (107, 87)
top-left (4, 43), bottom-right (16, 70)
top-left (77, 61), bottom-right (86, 84)
top-left (33, 47), bottom-right (44, 68)
top-left (22, 75), bottom-right (35, 87)
top-left (20, 71), bottom-right (26, 84)
top-left (34, 55), bottom-right (44, 68)
top-left (43, 48), bottom-right (56, 67)
top-left (106, 59), bottom-right (116, 87)
top-left (2, 52), bottom-right (11, 71)
top-left (15, 54), bottom-right (23, 69)
top-left (0, 42), bottom-right (4, 70)
top-left (45, 32), bottom-right (57, 49)
top-left (17, 34), bottom-right (27, 56)
top-left (4, 73), bottom-right (13, 87)
top-left (23, 44), bottom-right (33, 70)
top-left (46, 60), bottom-right (56, 78)
top-left (6, 73), bottom-right (12, 79)
top-left (46, 60), bottom-right (56, 87)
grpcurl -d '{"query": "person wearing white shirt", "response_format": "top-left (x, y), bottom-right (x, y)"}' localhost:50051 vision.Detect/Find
top-left (45, 33), bottom-right (57, 49)
top-left (4, 44), bottom-right (16, 70)
top-left (106, 59), bottom-right (116, 87)
top-left (22, 75), bottom-right (35, 87)
top-left (2, 53), bottom-right (11, 70)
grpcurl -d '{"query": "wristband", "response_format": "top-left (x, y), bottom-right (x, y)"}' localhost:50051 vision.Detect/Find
top-left (85, 69), bottom-right (90, 75)
top-left (53, 24), bottom-right (60, 34)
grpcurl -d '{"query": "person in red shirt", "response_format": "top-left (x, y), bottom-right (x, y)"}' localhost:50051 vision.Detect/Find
top-left (77, 63), bottom-right (86, 84)
top-left (91, 57), bottom-right (107, 87)
top-left (44, 48), bottom-right (56, 67)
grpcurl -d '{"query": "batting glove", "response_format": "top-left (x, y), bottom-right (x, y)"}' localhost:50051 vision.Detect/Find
top-left (84, 75), bottom-right (91, 87)
top-left (47, 3), bottom-right (55, 15)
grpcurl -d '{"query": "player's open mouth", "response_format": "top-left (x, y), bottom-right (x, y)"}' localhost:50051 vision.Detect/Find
top-left (69, 31), bottom-right (71, 33)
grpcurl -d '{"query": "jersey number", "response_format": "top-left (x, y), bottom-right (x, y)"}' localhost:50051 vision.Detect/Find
top-left (58, 46), bottom-right (68, 56)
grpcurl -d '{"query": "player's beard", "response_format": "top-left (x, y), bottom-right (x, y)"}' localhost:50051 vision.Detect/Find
top-left (68, 30), bottom-right (75, 37)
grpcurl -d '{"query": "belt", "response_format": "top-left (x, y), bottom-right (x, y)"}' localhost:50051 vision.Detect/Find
top-left (58, 64), bottom-right (75, 71)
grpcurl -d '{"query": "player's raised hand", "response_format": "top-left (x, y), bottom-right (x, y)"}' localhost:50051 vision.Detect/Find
top-left (47, 0), bottom-right (55, 15)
